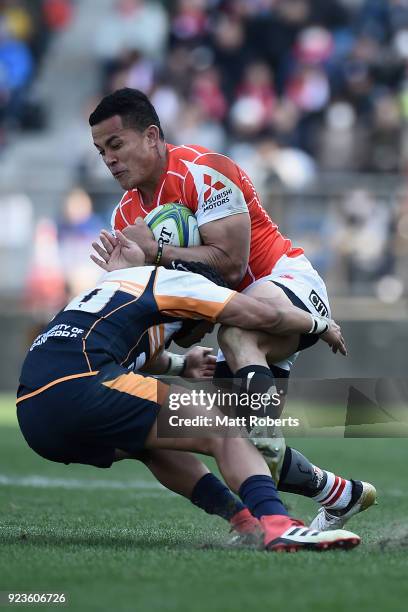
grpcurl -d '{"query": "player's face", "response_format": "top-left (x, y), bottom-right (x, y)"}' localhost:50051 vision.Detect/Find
top-left (92, 115), bottom-right (161, 191)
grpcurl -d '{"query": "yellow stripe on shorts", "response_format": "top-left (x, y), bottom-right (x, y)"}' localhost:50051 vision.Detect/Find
top-left (102, 372), bottom-right (169, 405)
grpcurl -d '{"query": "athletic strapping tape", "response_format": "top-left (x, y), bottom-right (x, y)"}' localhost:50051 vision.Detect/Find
top-left (308, 314), bottom-right (330, 335)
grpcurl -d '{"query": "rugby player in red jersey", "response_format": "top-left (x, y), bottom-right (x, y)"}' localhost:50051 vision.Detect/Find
top-left (89, 89), bottom-right (376, 533)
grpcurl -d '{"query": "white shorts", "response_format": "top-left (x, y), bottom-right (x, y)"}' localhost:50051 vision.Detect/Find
top-left (217, 254), bottom-right (331, 372)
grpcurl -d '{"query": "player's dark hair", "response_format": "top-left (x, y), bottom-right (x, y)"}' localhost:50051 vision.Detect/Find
top-left (168, 261), bottom-right (228, 343)
top-left (170, 260), bottom-right (228, 288)
top-left (89, 88), bottom-right (164, 139)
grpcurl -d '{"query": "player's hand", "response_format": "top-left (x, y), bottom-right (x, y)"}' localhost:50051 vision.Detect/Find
top-left (91, 230), bottom-right (145, 271)
top-left (183, 347), bottom-right (216, 378)
top-left (320, 320), bottom-right (347, 356)
top-left (123, 218), bottom-right (157, 264)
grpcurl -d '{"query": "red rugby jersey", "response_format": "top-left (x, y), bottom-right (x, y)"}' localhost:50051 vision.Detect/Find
top-left (111, 143), bottom-right (303, 291)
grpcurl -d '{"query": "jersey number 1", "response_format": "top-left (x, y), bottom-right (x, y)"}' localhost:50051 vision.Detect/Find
top-left (64, 282), bottom-right (119, 314)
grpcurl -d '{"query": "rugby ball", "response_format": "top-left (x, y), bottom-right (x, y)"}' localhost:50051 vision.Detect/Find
top-left (144, 203), bottom-right (201, 247)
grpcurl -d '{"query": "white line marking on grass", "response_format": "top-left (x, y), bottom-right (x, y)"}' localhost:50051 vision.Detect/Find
top-left (0, 474), bottom-right (171, 493)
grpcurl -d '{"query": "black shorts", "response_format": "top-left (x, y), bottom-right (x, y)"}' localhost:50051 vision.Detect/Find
top-left (16, 364), bottom-right (169, 468)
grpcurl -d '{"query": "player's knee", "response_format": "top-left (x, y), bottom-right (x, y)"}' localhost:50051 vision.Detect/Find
top-left (218, 326), bottom-right (256, 352)
top-left (196, 436), bottom-right (222, 457)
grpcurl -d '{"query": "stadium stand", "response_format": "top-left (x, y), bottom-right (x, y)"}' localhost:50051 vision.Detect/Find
top-left (0, 0), bottom-right (408, 389)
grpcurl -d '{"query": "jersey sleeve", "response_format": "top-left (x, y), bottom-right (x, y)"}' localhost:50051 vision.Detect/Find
top-left (182, 152), bottom-right (248, 227)
top-left (111, 192), bottom-right (134, 232)
top-left (153, 267), bottom-right (236, 321)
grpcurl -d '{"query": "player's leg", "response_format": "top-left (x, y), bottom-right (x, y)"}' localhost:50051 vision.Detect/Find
top-left (138, 448), bottom-right (260, 539)
top-left (217, 325), bottom-right (376, 527)
top-left (217, 279), bottom-right (376, 528)
top-left (213, 353), bottom-right (377, 530)
top-left (239, 279), bottom-right (376, 527)
top-left (216, 284), bottom-right (295, 481)
top-left (217, 279), bottom-right (298, 418)
top-left (219, 255), bottom-right (326, 392)
top-left (140, 383), bottom-right (361, 551)
top-left (143, 384), bottom-right (275, 492)
top-left (115, 384), bottom-right (296, 549)
top-left (17, 372), bottom-right (257, 540)
top-left (139, 449), bottom-right (209, 497)
top-left (76, 365), bottom-right (266, 532)
top-left (279, 446), bottom-right (377, 531)
top-left (97, 371), bottom-right (289, 546)
top-left (218, 278), bottom-right (299, 432)
top-left (214, 354), bottom-right (289, 483)
top-left (17, 367), bottom-right (360, 550)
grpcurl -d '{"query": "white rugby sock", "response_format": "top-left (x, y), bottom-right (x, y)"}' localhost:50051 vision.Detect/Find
top-left (312, 470), bottom-right (352, 510)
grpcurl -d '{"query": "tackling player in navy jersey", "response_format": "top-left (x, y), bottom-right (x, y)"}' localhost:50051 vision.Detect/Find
top-left (17, 231), bottom-right (362, 552)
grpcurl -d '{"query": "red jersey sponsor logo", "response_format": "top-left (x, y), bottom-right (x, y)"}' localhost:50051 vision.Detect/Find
top-left (203, 173), bottom-right (226, 201)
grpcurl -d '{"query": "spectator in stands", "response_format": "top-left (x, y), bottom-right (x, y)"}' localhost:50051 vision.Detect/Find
top-left (80, 0), bottom-right (408, 179)
top-left (209, 13), bottom-right (249, 103)
top-left (169, 0), bottom-right (209, 48)
top-left (234, 60), bottom-right (277, 130)
top-left (0, 0), bottom-right (71, 137)
top-left (190, 66), bottom-right (227, 122)
top-left (42, 0), bottom-right (73, 33)
top-left (93, 0), bottom-right (168, 93)
top-left (24, 217), bottom-right (66, 316)
top-left (329, 189), bottom-right (395, 295)
top-left (2, 0), bottom-right (33, 43)
top-left (57, 187), bottom-right (104, 298)
top-left (0, 17), bottom-right (33, 127)
top-left (172, 102), bottom-right (227, 152)
top-left (366, 92), bottom-right (402, 173)
top-left (1, 0), bottom-right (405, 303)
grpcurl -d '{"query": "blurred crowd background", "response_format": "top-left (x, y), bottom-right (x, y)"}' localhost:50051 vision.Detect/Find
top-left (1, 0), bottom-right (408, 323)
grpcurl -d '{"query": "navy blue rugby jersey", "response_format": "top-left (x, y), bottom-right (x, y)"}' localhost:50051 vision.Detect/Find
top-left (128, 320), bottom-right (183, 372)
top-left (19, 266), bottom-right (236, 390)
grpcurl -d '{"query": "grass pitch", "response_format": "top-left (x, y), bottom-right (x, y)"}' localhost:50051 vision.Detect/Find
top-left (1, 394), bottom-right (408, 612)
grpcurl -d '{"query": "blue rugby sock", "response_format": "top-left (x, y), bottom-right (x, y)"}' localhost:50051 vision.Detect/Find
top-left (190, 473), bottom-right (246, 521)
top-left (239, 475), bottom-right (289, 518)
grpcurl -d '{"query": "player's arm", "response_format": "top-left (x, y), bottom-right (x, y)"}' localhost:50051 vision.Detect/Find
top-left (139, 350), bottom-right (169, 374)
top-left (219, 294), bottom-right (346, 355)
top-left (91, 232), bottom-right (346, 354)
top-left (91, 229), bottom-right (242, 290)
top-left (140, 348), bottom-right (216, 378)
top-left (219, 293), bottom-right (316, 335)
top-left (120, 152), bottom-right (252, 288)
top-left (123, 214), bottom-right (250, 288)
top-left (152, 266), bottom-right (347, 355)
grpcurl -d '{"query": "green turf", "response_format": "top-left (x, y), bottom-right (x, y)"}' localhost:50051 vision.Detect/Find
top-left (1, 394), bottom-right (407, 612)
